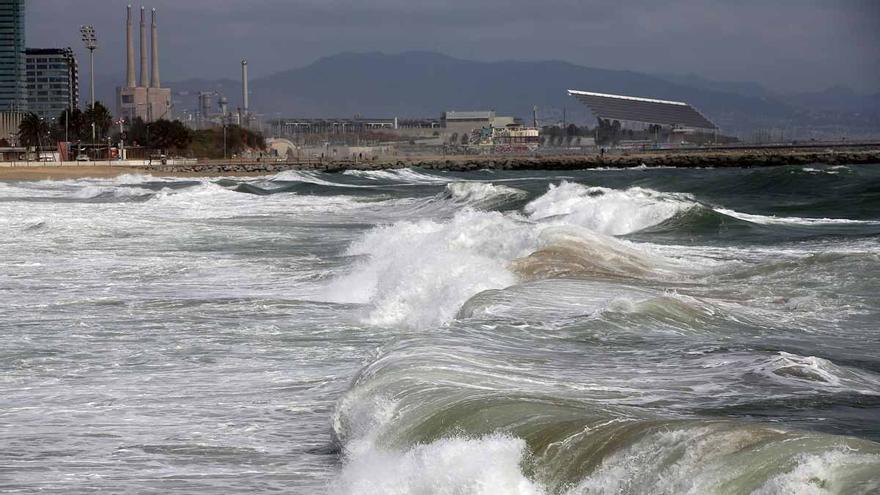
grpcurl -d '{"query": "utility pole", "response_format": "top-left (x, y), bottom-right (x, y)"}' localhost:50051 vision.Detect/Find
top-left (80, 26), bottom-right (98, 109)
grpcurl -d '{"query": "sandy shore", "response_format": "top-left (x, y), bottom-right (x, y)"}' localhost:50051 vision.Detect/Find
top-left (0, 166), bottom-right (144, 180)
top-left (0, 165), bottom-right (269, 181)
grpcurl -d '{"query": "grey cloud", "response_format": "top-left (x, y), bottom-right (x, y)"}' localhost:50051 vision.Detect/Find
top-left (26, 0), bottom-right (880, 93)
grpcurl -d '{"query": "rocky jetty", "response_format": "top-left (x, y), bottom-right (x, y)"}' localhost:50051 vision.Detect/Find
top-left (146, 149), bottom-right (880, 175)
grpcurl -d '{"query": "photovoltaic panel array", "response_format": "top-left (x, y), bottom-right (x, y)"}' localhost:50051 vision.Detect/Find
top-left (568, 90), bottom-right (717, 130)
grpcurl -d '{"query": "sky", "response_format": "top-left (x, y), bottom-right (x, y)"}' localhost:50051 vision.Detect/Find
top-left (26, 0), bottom-right (880, 94)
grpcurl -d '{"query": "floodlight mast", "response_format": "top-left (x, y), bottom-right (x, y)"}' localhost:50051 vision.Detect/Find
top-left (80, 26), bottom-right (98, 110)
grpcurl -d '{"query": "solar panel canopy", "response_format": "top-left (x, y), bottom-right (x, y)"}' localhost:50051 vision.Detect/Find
top-left (568, 90), bottom-right (717, 130)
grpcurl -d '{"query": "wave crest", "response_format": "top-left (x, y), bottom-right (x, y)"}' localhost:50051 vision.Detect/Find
top-left (525, 182), bottom-right (696, 235)
top-left (512, 227), bottom-right (682, 282)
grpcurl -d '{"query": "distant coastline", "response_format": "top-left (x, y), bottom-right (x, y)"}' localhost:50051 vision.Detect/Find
top-left (2, 146), bottom-right (879, 180)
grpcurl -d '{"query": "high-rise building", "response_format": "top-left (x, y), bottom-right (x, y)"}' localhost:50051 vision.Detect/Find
top-left (0, 0), bottom-right (28, 112)
top-left (117, 6), bottom-right (171, 123)
top-left (25, 48), bottom-right (79, 120)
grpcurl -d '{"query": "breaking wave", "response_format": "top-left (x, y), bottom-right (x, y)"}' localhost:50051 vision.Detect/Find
top-left (754, 352), bottom-right (880, 394)
top-left (319, 209), bottom-right (530, 328)
top-left (343, 168), bottom-right (453, 184)
top-left (332, 344), bottom-right (880, 495)
top-left (271, 170), bottom-right (366, 187)
top-left (332, 434), bottom-right (541, 495)
top-left (524, 182), bottom-right (696, 235)
top-left (442, 182), bottom-right (527, 208)
top-left (511, 227), bottom-right (684, 282)
top-left (715, 208), bottom-right (880, 226)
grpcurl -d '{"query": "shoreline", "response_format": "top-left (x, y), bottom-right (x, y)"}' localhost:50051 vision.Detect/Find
top-left (1, 148), bottom-right (878, 180)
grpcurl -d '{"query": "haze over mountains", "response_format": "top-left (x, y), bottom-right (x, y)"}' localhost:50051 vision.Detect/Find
top-left (97, 51), bottom-right (879, 138)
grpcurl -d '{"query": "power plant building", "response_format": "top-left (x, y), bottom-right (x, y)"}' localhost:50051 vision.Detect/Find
top-left (117, 5), bottom-right (171, 122)
top-left (441, 111), bottom-right (518, 136)
top-left (25, 48), bottom-right (79, 120)
top-left (0, 0), bottom-right (28, 112)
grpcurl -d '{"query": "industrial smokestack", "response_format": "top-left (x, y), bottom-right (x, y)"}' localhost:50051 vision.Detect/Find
top-left (139, 6), bottom-right (149, 87)
top-left (241, 60), bottom-right (249, 115)
top-left (151, 8), bottom-right (160, 88)
top-left (126, 5), bottom-right (136, 87)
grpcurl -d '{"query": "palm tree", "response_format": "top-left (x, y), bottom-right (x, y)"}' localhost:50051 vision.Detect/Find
top-left (53, 108), bottom-right (86, 142)
top-left (18, 113), bottom-right (50, 148)
top-left (83, 102), bottom-right (113, 142)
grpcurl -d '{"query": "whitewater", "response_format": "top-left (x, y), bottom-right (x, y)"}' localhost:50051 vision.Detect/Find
top-left (1, 165), bottom-right (879, 494)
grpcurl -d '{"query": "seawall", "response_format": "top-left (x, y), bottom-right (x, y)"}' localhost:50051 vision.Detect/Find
top-left (146, 149), bottom-right (880, 175)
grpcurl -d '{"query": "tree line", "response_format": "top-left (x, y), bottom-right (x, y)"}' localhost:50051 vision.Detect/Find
top-left (12, 101), bottom-right (266, 158)
top-left (13, 102), bottom-right (113, 147)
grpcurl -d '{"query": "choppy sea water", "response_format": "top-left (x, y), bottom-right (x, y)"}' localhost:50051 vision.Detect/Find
top-left (1, 164), bottom-right (879, 494)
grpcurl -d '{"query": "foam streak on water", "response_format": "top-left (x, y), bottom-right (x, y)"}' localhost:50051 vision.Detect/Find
top-left (1, 164), bottom-right (879, 494)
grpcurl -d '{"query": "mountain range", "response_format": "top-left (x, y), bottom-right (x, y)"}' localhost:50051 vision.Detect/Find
top-left (95, 51), bottom-right (880, 137)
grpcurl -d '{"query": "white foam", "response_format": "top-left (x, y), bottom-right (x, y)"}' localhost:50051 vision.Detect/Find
top-left (802, 166), bottom-right (851, 175)
top-left (343, 168), bottom-right (453, 184)
top-left (271, 170), bottom-right (362, 187)
top-left (567, 426), bottom-right (733, 494)
top-left (445, 182), bottom-right (527, 205)
top-left (755, 352), bottom-right (880, 394)
top-left (0, 174), bottom-right (173, 200)
top-left (320, 209), bottom-right (532, 328)
top-left (333, 434), bottom-right (543, 495)
top-left (524, 182), bottom-right (696, 235)
top-left (319, 182), bottom-right (700, 328)
top-left (566, 425), bottom-right (880, 495)
top-left (754, 449), bottom-right (880, 495)
top-left (715, 208), bottom-right (879, 226)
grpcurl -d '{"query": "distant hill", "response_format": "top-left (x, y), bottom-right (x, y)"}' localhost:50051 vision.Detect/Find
top-left (654, 72), bottom-right (776, 101)
top-left (786, 86), bottom-right (880, 116)
top-left (243, 51), bottom-right (793, 133)
top-left (93, 51), bottom-right (878, 137)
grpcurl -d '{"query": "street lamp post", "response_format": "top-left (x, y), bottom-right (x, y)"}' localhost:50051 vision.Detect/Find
top-left (116, 119), bottom-right (126, 161)
top-left (80, 26), bottom-right (98, 110)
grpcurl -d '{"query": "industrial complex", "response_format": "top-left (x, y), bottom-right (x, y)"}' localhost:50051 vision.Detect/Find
top-left (116, 5), bottom-right (171, 123)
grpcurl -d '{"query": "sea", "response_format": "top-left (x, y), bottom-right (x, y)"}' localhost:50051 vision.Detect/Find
top-left (1, 164), bottom-right (879, 494)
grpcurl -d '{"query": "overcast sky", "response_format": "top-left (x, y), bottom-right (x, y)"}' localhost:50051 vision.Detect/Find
top-left (26, 0), bottom-right (880, 94)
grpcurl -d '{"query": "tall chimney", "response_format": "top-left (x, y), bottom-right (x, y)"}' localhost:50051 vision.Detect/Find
top-left (151, 8), bottom-right (160, 88)
top-left (241, 60), bottom-right (249, 115)
top-left (126, 5), bottom-right (136, 87)
top-left (140, 6), bottom-right (149, 87)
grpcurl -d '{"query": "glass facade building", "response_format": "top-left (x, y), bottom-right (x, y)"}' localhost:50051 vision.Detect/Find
top-left (0, 0), bottom-right (27, 112)
top-left (26, 48), bottom-right (79, 120)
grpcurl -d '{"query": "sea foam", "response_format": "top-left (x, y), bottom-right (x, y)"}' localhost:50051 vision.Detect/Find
top-left (524, 182), bottom-right (696, 235)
